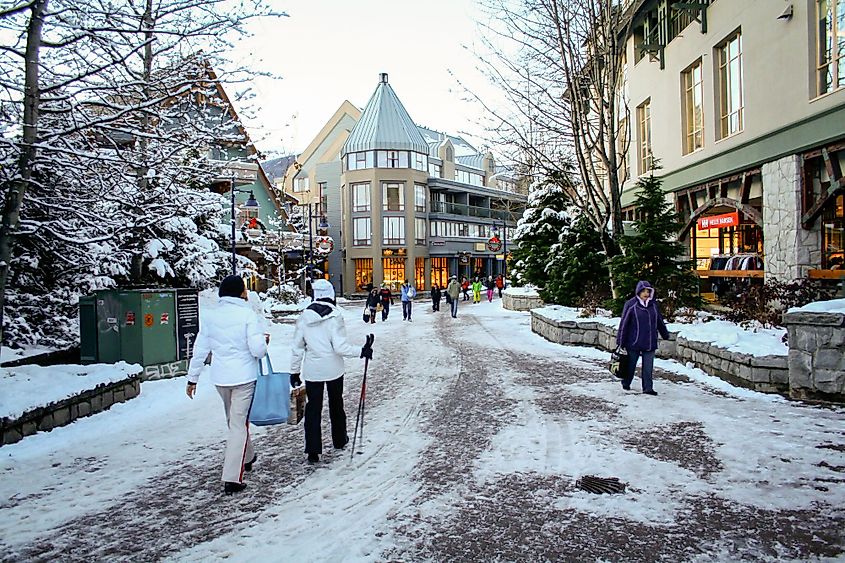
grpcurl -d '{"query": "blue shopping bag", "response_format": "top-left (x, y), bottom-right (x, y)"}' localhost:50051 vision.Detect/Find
top-left (249, 355), bottom-right (291, 426)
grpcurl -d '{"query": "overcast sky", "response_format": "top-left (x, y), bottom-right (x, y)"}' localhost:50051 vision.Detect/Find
top-left (227, 0), bottom-right (502, 158)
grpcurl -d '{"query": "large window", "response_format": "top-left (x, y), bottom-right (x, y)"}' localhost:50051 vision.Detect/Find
top-left (717, 31), bottom-right (744, 139)
top-left (412, 153), bottom-right (428, 171)
top-left (682, 59), bottom-right (704, 155)
top-left (414, 184), bottom-right (426, 212)
top-left (415, 218), bottom-right (426, 246)
top-left (347, 151), bottom-right (373, 171)
top-left (353, 183), bottom-right (371, 212)
top-left (383, 182), bottom-right (404, 211)
top-left (415, 257), bottom-right (425, 289)
top-left (455, 169), bottom-right (484, 186)
top-left (429, 162), bottom-right (442, 177)
top-left (353, 217), bottom-right (371, 246)
top-left (431, 257), bottom-right (449, 288)
top-left (382, 258), bottom-right (405, 290)
top-left (817, 0), bottom-right (845, 96)
top-left (823, 193), bottom-right (844, 269)
top-left (383, 216), bottom-right (405, 245)
top-left (637, 99), bottom-right (653, 174)
top-left (354, 258), bottom-right (373, 291)
top-left (294, 176), bottom-right (310, 192)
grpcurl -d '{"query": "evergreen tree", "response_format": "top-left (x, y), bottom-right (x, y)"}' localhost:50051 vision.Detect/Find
top-left (510, 183), bottom-right (571, 288)
top-left (609, 173), bottom-right (700, 316)
top-left (545, 215), bottom-right (614, 307)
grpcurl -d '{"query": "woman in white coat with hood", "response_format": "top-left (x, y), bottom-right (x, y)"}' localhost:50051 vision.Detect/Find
top-left (290, 278), bottom-right (373, 464)
top-left (186, 275), bottom-right (268, 494)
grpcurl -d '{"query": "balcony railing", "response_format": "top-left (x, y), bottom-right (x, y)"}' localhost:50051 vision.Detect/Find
top-left (430, 201), bottom-right (516, 221)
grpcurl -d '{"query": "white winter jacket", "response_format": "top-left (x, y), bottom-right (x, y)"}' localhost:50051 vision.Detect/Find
top-left (187, 296), bottom-right (268, 386)
top-left (290, 300), bottom-right (360, 382)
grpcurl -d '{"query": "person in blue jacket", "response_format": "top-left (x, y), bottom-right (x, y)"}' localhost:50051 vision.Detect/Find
top-left (400, 280), bottom-right (416, 321)
top-left (615, 280), bottom-right (670, 395)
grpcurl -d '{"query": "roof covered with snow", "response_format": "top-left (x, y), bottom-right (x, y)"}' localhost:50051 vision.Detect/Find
top-left (342, 74), bottom-right (429, 157)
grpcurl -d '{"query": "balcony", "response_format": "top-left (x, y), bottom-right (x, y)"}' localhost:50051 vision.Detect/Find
top-left (430, 201), bottom-right (516, 222)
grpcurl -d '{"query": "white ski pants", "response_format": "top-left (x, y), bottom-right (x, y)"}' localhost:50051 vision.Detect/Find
top-left (216, 381), bottom-right (255, 483)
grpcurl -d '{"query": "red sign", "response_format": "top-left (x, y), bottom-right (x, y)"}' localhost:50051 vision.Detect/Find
top-left (160, 313), bottom-right (170, 325)
top-left (698, 211), bottom-right (739, 230)
top-left (144, 314), bottom-right (154, 328)
top-left (125, 311), bottom-right (136, 326)
top-left (487, 236), bottom-right (503, 253)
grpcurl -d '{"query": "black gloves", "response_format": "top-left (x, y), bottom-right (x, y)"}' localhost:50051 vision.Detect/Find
top-left (290, 373), bottom-right (302, 387)
top-left (360, 334), bottom-right (375, 360)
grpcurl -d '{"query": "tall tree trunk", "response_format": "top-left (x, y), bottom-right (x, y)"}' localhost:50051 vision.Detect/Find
top-left (0, 0), bottom-right (48, 346)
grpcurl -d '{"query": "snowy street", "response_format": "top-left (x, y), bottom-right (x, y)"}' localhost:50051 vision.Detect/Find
top-left (1, 301), bottom-right (844, 562)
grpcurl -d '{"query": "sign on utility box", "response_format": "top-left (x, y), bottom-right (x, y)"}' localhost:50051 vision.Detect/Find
top-left (79, 288), bottom-right (199, 381)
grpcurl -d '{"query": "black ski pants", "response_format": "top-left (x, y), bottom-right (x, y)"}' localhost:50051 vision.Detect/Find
top-left (304, 376), bottom-right (347, 454)
top-left (381, 301), bottom-right (390, 321)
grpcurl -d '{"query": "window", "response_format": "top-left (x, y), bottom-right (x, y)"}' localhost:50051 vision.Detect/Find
top-left (347, 152), bottom-right (372, 171)
top-left (682, 59), bottom-right (704, 154)
top-left (383, 182), bottom-right (404, 211)
top-left (318, 182), bottom-right (328, 215)
top-left (717, 31), bottom-right (744, 139)
top-left (353, 217), bottom-right (371, 246)
top-left (431, 257), bottom-right (449, 288)
top-left (352, 183), bottom-right (370, 212)
top-left (382, 258), bottom-right (405, 290)
top-left (414, 184), bottom-right (426, 212)
top-left (415, 218), bottom-right (426, 245)
top-left (415, 257), bottom-right (425, 289)
top-left (455, 169), bottom-right (484, 186)
top-left (445, 146), bottom-right (453, 161)
top-left (413, 153), bottom-right (428, 171)
top-left (429, 162), bottom-right (441, 177)
top-left (637, 99), bottom-right (653, 174)
top-left (354, 258), bottom-right (373, 291)
top-left (378, 150), bottom-right (408, 168)
top-left (822, 193), bottom-right (844, 269)
top-left (816, 0), bottom-right (845, 95)
top-left (294, 176), bottom-right (310, 192)
top-left (383, 216), bottom-right (405, 245)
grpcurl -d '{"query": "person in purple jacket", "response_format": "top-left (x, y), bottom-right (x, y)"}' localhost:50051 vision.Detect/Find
top-left (615, 280), bottom-right (670, 395)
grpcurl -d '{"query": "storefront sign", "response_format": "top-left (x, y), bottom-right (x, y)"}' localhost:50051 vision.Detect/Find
top-left (698, 211), bottom-right (739, 230)
top-left (487, 236), bottom-right (503, 252)
top-left (430, 240), bottom-right (446, 247)
top-left (176, 289), bottom-right (199, 361)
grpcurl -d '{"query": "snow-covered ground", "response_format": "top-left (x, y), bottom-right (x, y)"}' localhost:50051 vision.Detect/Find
top-left (0, 298), bottom-right (843, 561)
top-left (789, 297), bottom-right (845, 314)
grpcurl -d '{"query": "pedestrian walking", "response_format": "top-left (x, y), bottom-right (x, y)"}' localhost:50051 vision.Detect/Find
top-left (615, 280), bottom-right (670, 396)
top-left (185, 275), bottom-right (268, 495)
top-left (485, 276), bottom-right (495, 302)
top-left (290, 279), bottom-right (373, 464)
top-left (461, 277), bottom-right (470, 301)
top-left (472, 277), bottom-right (482, 304)
top-left (379, 284), bottom-right (394, 322)
top-left (431, 283), bottom-right (442, 312)
top-left (446, 275), bottom-right (460, 318)
top-left (400, 279), bottom-right (416, 321)
top-left (496, 274), bottom-right (505, 298)
top-left (365, 288), bottom-right (380, 325)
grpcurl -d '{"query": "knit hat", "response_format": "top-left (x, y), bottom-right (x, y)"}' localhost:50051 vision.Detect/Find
top-left (218, 275), bottom-right (246, 298)
top-left (312, 278), bottom-right (335, 301)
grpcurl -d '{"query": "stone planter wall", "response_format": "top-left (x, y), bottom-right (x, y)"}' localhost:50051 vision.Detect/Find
top-left (531, 311), bottom-right (789, 394)
top-left (1, 374), bottom-right (142, 446)
top-left (783, 310), bottom-right (845, 402)
top-left (503, 292), bottom-right (544, 311)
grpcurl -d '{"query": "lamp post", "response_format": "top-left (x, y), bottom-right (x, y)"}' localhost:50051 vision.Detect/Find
top-left (230, 175), bottom-right (259, 275)
top-left (492, 220), bottom-right (509, 280)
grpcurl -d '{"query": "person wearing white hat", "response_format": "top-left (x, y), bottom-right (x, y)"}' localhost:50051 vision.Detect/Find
top-left (445, 275), bottom-right (461, 318)
top-left (290, 278), bottom-right (373, 463)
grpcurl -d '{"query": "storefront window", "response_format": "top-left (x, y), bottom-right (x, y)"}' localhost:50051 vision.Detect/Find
top-left (431, 257), bottom-right (449, 288)
top-left (415, 257), bottom-right (425, 290)
top-left (354, 258), bottom-right (373, 291)
top-left (382, 258), bottom-right (406, 290)
top-left (691, 220), bottom-right (764, 270)
top-left (822, 193), bottom-right (845, 269)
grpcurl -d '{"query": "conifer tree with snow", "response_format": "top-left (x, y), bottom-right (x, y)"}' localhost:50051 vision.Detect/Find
top-left (544, 214), bottom-right (614, 307)
top-left (609, 173), bottom-right (700, 317)
top-left (510, 182), bottom-right (571, 289)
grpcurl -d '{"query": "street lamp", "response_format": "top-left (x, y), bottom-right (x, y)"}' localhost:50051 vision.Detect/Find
top-left (230, 174), bottom-right (259, 275)
top-left (491, 220), bottom-right (508, 280)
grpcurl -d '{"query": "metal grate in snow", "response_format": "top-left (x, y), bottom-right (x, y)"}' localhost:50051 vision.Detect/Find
top-left (576, 475), bottom-right (626, 494)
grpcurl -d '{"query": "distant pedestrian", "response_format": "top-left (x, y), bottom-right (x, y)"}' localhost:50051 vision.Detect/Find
top-left (496, 275), bottom-right (505, 298)
top-left (446, 275), bottom-right (460, 318)
top-left (431, 283), bottom-right (442, 312)
top-left (461, 277), bottom-right (470, 301)
top-left (616, 280), bottom-right (670, 396)
top-left (401, 280), bottom-right (416, 321)
top-left (290, 279), bottom-right (373, 464)
top-left (485, 276), bottom-right (495, 302)
top-left (365, 288), bottom-right (380, 324)
top-left (472, 277), bottom-right (482, 304)
top-left (186, 275), bottom-right (268, 495)
top-left (379, 284), bottom-right (394, 321)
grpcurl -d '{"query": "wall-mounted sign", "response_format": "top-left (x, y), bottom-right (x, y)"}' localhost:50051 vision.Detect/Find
top-left (125, 311), bottom-right (136, 326)
top-left (430, 240), bottom-right (446, 247)
top-left (487, 236), bottom-right (503, 252)
top-left (144, 313), bottom-right (154, 328)
top-left (474, 243), bottom-right (487, 252)
top-left (458, 252), bottom-right (470, 265)
top-left (698, 211), bottom-right (739, 230)
top-left (314, 235), bottom-right (334, 255)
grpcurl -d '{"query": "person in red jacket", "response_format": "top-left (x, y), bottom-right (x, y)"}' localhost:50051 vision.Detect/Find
top-left (378, 284), bottom-right (394, 321)
top-left (495, 274), bottom-right (505, 298)
top-left (461, 277), bottom-right (470, 301)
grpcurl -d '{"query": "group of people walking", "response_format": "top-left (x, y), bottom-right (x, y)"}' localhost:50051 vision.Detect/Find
top-left (456, 274), bottom-right (504, 304)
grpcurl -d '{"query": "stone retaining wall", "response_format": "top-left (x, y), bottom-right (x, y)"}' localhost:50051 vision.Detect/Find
top-left (783, 310), bottom-right (845, 402)
top-left (531, 311), bottom-right (789, 394)
top-left (1, 375), bottom-right (142, 446)
top-left (503, 292), bottom-right (544, 311)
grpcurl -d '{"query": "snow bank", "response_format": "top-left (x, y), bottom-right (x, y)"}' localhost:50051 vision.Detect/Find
top-left (788, 297), bottom-right (845, 314)
top-left (503, 286), bottom-right (541, 297)
top-left (667, 320), bottom-right (788, 357)
top-left (0, 362), bottom-right (141, 420)
top-left (533, 305), bottom-right (619, 328)
top-left (1, 346), bottom-right (57, 365)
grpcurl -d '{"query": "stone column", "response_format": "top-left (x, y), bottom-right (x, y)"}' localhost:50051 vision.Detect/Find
top-left (783, 309), bottom-right (845, 402)
top-left (761, 154), bottom-right (822, 280)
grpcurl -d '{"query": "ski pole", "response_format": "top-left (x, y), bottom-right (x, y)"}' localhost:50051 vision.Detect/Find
top-left (351, 334), bottom-right (374, 459)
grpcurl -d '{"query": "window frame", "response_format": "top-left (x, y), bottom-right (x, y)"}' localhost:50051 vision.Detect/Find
top-left (382, 182), bottom-right (405, 212)
top-left (637, 98), bottom-right (653, 174)
top-left (293, 176), bottom-right (310, 193)
top-left (415, 217), bottom-right (426, 246)
top-left (681, 58), bottom-right (705, 155)
top-left (382, 216), bottom-right (405, 245)
top-left (717, 30), bottom-right (744, 140)
top-left (352, 182), bottom-right (371, 212)
top-left (414, 184), bottom-right (426, 212)
top-left (816, 0), bottom-right (845, 96)
top-left (353, 217), bottom-right (372, 246)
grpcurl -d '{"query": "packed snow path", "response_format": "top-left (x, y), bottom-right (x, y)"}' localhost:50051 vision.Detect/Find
top-left (1, 301), bottom-right (844, 562)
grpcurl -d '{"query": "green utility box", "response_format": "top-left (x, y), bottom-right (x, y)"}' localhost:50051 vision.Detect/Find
top-left (80, 288), bottom-right (199, 380)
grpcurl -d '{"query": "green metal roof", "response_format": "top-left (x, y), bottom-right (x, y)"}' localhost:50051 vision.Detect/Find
top-left (341, 73), bottom-right (429, 157)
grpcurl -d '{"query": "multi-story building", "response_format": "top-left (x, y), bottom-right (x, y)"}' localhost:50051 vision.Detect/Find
top-left (284, 73), bottom-right (526, 295)
top-left (617, 0), bottom-right (844, 292)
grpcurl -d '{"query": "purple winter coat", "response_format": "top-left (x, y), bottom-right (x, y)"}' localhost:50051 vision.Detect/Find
top-left (616, 280), bottom-right (670, 352)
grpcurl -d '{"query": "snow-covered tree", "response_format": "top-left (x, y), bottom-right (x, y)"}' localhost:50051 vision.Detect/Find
top-left (510, 182), bottom-right (571, 289)
top-left (545, 214), bottom-right (614, 307)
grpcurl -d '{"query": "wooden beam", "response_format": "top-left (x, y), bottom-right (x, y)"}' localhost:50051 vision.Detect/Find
top-left (802, 148), bottom-right (844, 228)
top-left (679, 196), bottom-right (762, 239)
top-left (719, 179), bottom-right (728, 199)
top-left (740, 172), bottom-right (752, 204)
top-left (694, 270), bottom-right (765, 278)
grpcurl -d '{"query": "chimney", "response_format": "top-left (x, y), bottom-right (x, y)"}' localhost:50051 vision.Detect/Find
top-left (379, 72), bottom-right (388, 84)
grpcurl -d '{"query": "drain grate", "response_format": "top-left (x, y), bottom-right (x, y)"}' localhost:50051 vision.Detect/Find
top-left (576, 475), bottom-right (626, 494)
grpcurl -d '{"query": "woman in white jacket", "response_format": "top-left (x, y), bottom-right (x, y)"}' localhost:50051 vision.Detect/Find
top-left (186, 275), bottom-right (268, 494)
top-left (290, 279), bottom-right (372, 464)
